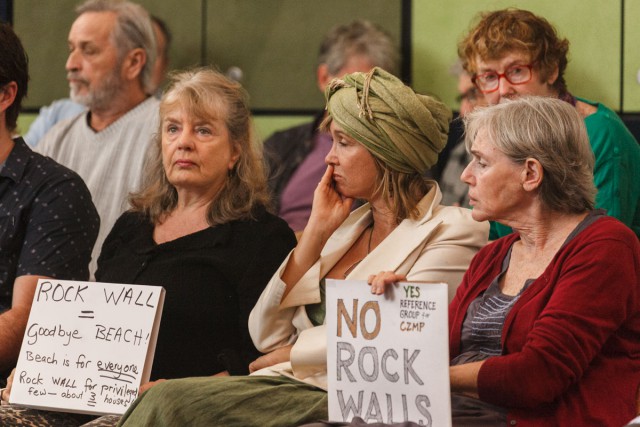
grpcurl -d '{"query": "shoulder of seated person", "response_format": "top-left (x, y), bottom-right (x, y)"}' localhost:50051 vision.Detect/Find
top-left (115, 211), bottom-right (149, 228)
top-left (432, 205), bottom-right (489, 240)
top-left (575, 100), bottom-right (598, 118)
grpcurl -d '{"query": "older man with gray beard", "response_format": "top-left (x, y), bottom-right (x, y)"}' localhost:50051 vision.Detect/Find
top-left (36, 0), bottom-right (160, 276)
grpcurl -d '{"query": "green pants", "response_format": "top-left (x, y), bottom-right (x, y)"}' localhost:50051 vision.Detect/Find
top-left (118, 375), bottom-right (328, 427)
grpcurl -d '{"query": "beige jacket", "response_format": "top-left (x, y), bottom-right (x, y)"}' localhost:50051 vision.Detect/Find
top-left (248, 183), bottom-right (488, 389)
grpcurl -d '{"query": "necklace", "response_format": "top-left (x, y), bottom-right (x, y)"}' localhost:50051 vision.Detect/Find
top-left (343, 225), bottom-right (374, 279)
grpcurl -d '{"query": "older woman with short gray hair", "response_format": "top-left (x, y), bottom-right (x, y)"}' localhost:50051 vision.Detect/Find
top-left (463, 95), bottom-right (596, 216)
top-left (447, 96), bottom-right (640, 426)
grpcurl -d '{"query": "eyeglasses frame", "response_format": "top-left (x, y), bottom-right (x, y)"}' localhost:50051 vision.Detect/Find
top-left (471, 63), bottom-right (536, 94)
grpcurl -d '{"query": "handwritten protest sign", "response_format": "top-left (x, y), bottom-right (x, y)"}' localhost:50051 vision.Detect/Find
top-left (326, 279), bottom-right (451, 426)
top-left (10, 279), bottom-right (165, 415)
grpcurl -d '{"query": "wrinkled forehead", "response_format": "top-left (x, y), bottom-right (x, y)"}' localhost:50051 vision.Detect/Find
top-left (69, 11), bottom-right (117, 45)
top-left (161, 89), bottom-right (227, 124)
top-left (327, 118), bottom-right (351, 141)
top-left (464, 112), bottom-right (499, 155)
top-left (472, 50), bottom-right (533, 73)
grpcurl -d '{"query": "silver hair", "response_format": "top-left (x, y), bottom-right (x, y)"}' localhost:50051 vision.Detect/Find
top-left (318, 20), bottom-right (399, 76)
top-left (464, 96), bottom-right (596, 213)
top-left (76, 0), bottom-right (156, 94)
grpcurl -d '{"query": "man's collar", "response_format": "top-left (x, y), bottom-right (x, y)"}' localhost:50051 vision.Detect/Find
top-left (0, 137), bottom-right (30, 183)
top-left (87, 94), bottom-right (153, 132)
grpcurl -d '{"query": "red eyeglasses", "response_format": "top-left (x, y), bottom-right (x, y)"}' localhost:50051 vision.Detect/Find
top-left (471, 63), bottom-right (535, 93)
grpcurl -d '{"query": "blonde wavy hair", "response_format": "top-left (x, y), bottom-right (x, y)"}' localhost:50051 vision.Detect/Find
top-left (129, 67), bottom-right (270, 225)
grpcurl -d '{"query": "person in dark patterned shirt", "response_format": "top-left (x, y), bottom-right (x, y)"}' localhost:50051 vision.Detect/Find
top-left (0, 23), bottom-right (99, 382)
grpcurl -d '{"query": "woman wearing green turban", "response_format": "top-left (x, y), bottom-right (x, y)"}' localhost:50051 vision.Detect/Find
top-left (117, 68), bottom-right (488, 427)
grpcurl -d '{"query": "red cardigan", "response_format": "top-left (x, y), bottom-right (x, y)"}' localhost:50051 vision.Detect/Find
top-left (449, 216), bottom-right (640, 426)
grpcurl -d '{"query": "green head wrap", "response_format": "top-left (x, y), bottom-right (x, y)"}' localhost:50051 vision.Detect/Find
top-left (325, 67), bottom-right (451, 174)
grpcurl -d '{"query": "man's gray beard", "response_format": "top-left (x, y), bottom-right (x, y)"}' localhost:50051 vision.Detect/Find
top-left (70, 69), bottom-right (123, 110)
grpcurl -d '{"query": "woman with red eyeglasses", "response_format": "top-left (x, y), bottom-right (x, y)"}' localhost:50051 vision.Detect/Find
top-left (459, 8), bottom-right (640, 240)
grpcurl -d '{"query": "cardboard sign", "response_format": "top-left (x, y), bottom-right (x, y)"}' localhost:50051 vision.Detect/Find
top-left (10, 279), bottom-right (165, 415)
top-left (326, 279), bottom-right (451, 426)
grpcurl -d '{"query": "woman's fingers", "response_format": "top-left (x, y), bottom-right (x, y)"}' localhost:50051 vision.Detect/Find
top-left (248, 356), bottom-right (268, 373)
top-left (367, 271), bottom-right (407, 295)
top-left (316, 165), bottom-right (341, 202)
top-left (2, 368), bottom-right (16, 403)
top-left (249, 345), bottom-right (293, 373)
top-left (319, 164), bottom-right (334, 187)
top-left (308, 165), bottom-right (352, 234)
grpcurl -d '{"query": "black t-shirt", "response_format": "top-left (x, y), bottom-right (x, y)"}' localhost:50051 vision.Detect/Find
top-left (95, 208), bottom-right (296, 379)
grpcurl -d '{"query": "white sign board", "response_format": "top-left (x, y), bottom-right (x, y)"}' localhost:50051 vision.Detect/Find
top-left (10, 279), bottom-right (165, 415)
top-left (326, 279), bottom-right (451, 426)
